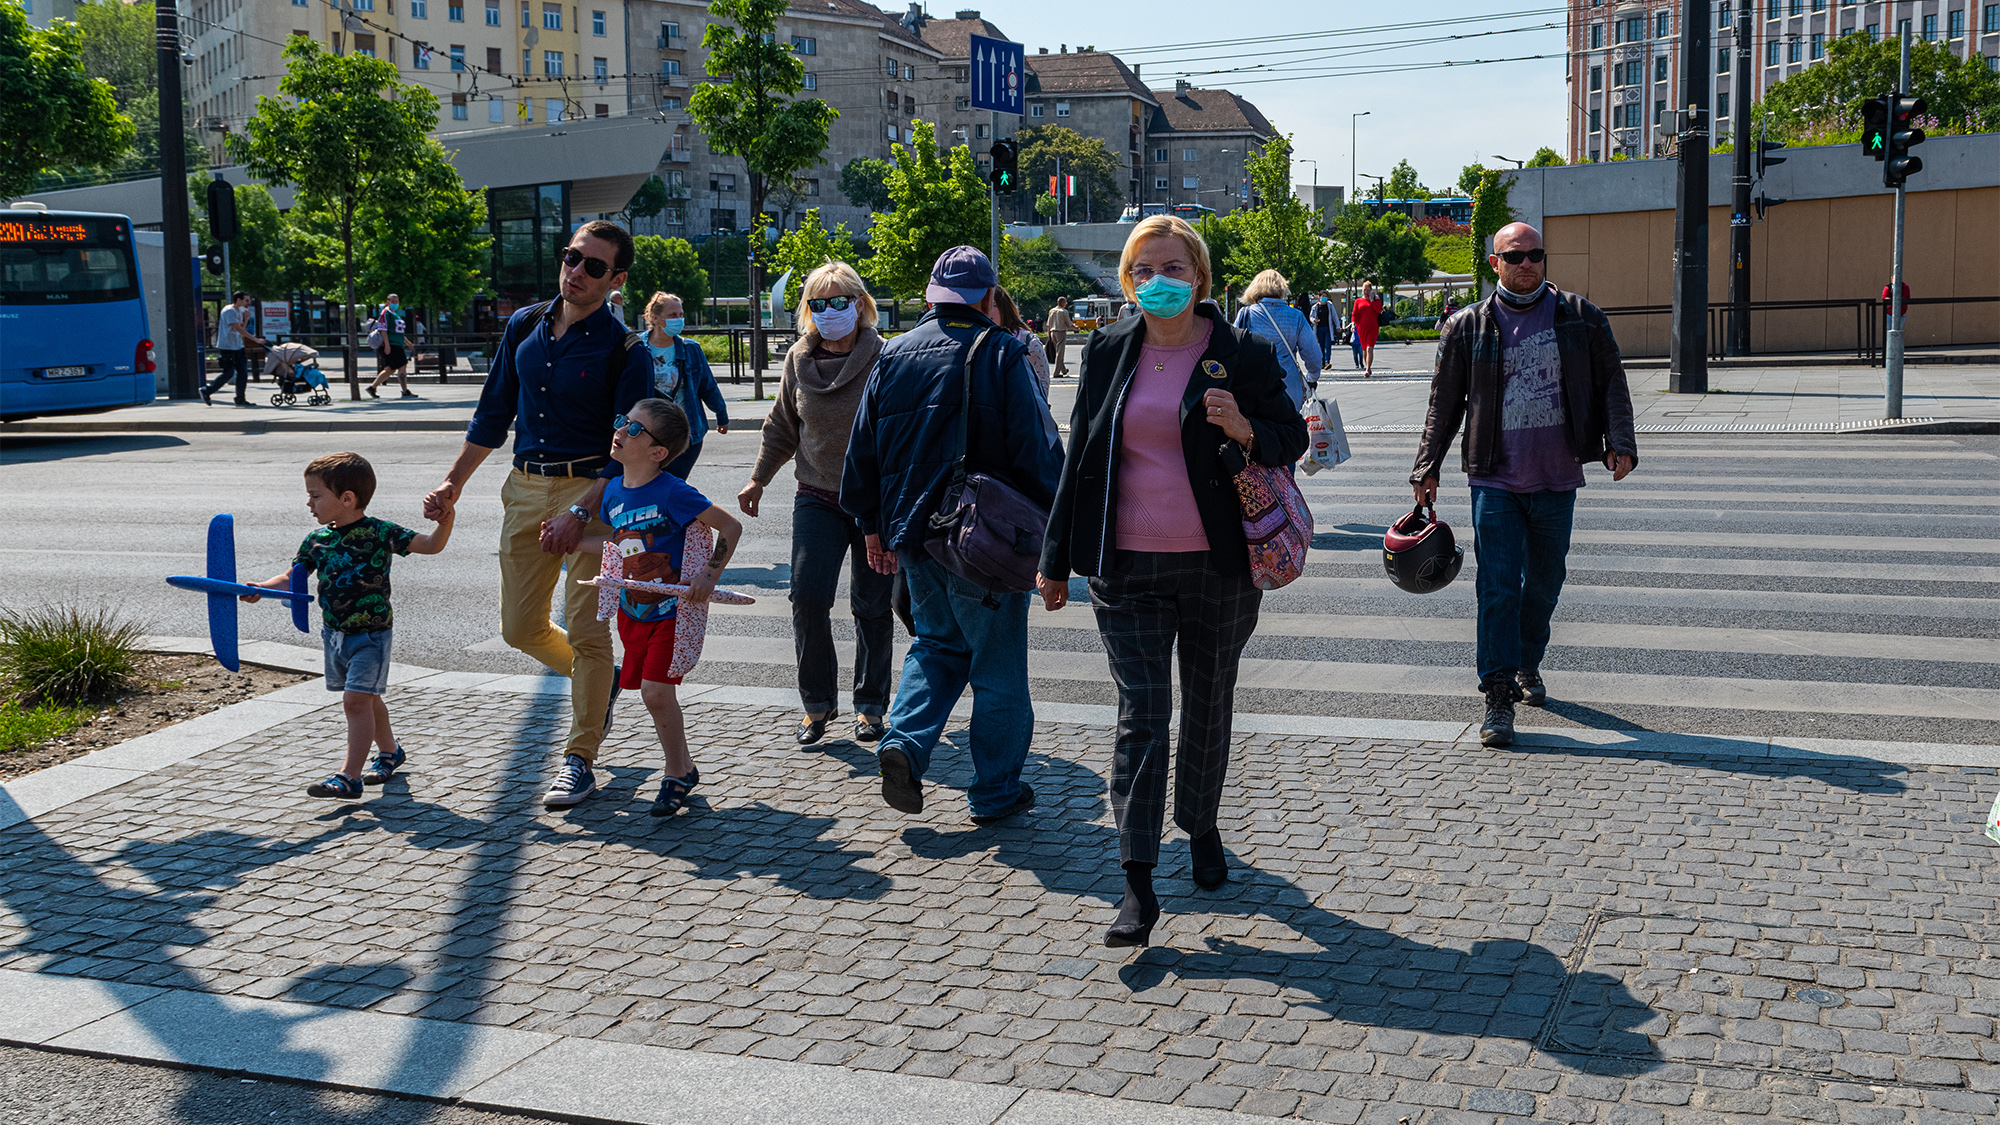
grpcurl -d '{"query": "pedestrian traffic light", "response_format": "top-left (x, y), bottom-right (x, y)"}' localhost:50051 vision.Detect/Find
top-left (988, 140), bottom-right (1018, 194)
top-left (1753, 193), bottom-right (1789, 221)
top-left (206, 178), bottom-right (238, 243)
top-left (1884, 93), bottom-right (1927, 188)
top-left (1859, 96), bottom-right (1890, 161)
top-left (202, 245), bottom-right (224, 275)
top-left (1754, 136), bottom-right (1787, 179)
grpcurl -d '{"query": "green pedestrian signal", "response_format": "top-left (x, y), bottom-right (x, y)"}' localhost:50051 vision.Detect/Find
top-left (1860, 96), bottom-right (1889, 161)
top-left (988, 140), bottom-right (1019, 194)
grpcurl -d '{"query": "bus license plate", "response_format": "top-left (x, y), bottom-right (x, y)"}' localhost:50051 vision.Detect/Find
top-left (42, 366), bottom-right (88, 379)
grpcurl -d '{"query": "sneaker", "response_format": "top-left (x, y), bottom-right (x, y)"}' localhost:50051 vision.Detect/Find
top-left (307, 772), bottom-right (362, 799)
top-left (854, 714), bottom-right (885, 743)
top-left (603, 668), bottom-right (622, 737)
top-left (877, 745), bottom-right (923, 814)
top-left (361, 744), bottom-right (406, 785)
top-left (649, 767), bottom-right (699, 818)
top-left (1480, 676), bottom-right (1520, 748)
top-left (544, 753), bottom-right (598, 808)
top-left (400, 390), bottom-right (420, 399)
top-left (970, 782), bottom-right (1035, 826)
top-left (1516, 668), bottom-right (1547, 707)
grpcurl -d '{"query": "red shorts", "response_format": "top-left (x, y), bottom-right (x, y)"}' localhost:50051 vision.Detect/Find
top-left (616, 612), bottom-right (681, 687)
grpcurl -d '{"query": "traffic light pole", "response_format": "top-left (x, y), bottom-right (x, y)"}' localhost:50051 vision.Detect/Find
top-left (1885, 30), bottom-right (1911, 419)
top-left (157, 2), bottom-right (200, 401)
top-left (1727, 24), bottom-right (1752, 357)
top-left (1668, 0), bottom-right (1710, 394)
top-left (990, 110), bottom-right (1000, 265)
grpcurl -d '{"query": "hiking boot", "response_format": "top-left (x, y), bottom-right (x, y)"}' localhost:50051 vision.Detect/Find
top-left (1480, 676), bottom-right (1520, 748)
top-left (1516, 668), bottom-right (1547, 707)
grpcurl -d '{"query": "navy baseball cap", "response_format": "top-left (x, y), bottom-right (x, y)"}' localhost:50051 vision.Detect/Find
top-left (925, 245), bottom-right (997, 305)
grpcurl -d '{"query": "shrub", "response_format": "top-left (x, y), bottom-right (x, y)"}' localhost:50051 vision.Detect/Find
top-left (0, 605), bottom-right (145, 705)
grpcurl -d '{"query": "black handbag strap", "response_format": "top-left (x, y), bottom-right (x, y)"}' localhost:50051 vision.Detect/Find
top-left (945, 327), bottom-right (997, 491)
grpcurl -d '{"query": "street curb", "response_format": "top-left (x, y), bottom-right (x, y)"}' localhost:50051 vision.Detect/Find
top-left (2, 417), bottom-right (781, 436)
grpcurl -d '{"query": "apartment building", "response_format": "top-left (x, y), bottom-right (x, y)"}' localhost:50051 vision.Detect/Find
top-left (20, 0), bottom-right (80, 28)
top-left (179, 0), bottom-right (637, 164)
top-left (1145, 81), bottom-right (1275, 217)
top-left (1017, 47), bottom-right (1157, 205)
top-left (1568, 0), bottom-right (2000, 164)
top-left (905, 8), bottom-right (1023, 176)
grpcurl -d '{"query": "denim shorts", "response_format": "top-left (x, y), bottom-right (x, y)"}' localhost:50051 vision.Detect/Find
top-left (323, 628), bottom-right (392, 695)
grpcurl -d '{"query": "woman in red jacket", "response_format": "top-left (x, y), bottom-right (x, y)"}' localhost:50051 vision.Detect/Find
top-left (1350, 281), bottom-right (1383, 377)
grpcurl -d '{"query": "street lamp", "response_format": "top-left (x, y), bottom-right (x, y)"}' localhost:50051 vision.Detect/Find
top-left (1350, 111), bottom-right (1371, 202)
top-left (1298, 158), bottom-right (1319, 207)
top-left (1359, 172), bottom-right (1385, 215)
top-left (1491, 154), bottom-right (1527, 169)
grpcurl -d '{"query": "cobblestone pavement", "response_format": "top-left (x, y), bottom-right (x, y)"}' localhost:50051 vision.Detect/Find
top-left (2, 685), bottom-right (1997, 1123)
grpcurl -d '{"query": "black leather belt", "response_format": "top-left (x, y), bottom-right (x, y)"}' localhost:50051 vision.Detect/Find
top-left (514, 456), bottom-right (608, 478)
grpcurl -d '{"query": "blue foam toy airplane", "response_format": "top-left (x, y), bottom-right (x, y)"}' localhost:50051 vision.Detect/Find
top-left (165, 514), bottom-right (312, 671)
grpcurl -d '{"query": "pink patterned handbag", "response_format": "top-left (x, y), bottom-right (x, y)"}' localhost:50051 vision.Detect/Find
top-left (1234, 460), bottom-right (1313, 590)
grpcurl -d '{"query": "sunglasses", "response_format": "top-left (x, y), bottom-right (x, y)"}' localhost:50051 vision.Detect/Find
top-left (1496, 248), bottom-right (1547, 265)
top-left (561, 247), bottom-right (616, 279)
top-left (806, 295), bottom-right (856, 314)
top-left (612, 413), bottom-right (660, 443)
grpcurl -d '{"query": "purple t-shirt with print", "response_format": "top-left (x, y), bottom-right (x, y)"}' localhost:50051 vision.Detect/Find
top-left (1468, 293), bottom-right (1586, 494)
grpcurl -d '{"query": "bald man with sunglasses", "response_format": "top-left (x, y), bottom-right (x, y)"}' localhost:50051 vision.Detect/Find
top-left (1410, 221), bottom-right (1638, 748)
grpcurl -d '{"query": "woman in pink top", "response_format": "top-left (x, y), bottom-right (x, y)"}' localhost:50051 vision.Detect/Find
top-left (1037, 216), bottom-right (1309, 949)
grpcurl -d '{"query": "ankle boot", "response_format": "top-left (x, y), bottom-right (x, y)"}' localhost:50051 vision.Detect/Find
top-left (1105, 862), bottom-right (1160, 948)
top-left (1189, 828), bottom-right (1228, 891)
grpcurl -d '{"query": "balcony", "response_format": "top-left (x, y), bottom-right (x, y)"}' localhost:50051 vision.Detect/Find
top-left (667, 149), bottom-right (691, 162)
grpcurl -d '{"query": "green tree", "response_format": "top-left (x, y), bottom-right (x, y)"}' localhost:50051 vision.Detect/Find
top-left (1014, 124), bottom-right (1123, 223)
top-left (0, 3), bottom-right (133, 199)
top-left (349, 141), bottom-right (491, 318)
top-left (686, 0), bottom-right (838, 353)
top-left (619, 175), bottom-right (670, 231)
top-left (190, 176), bottom-right (310, 297)
top-left (1525, 146), bottom-right (1566, 168)
top-left (1469, 168), bottom-right (1517, 288)
top-left (1032, 188), bottom-right (1058, 221)
top-left (1385, 158), bottom-right (1427, 201)
top-left (1195, 211), bottom-right (1245, 303)
top-left (766, 207), bottom-right (856, 309)
top-left (625, 235), bottom-right (711, 321)
top-left (1455, 163), bottom-right (1486, 198)
top-left (702, 232), bottom-right (751, 304)
top-left (1219, 134), bottom-right (1339, 297)
top-left (836, 156), bottom-right (893, 212)
top-left (236, 37), bottom-right (434, 397)
top-left (46, 2), bottom-right (204, 186)
top-left (1329, 202), bottom-right (1432, 291)
top-left (998, 232), bottom-right (1097, 320)
top-left (1762, 32), bottom-right (2000, 138)
top-left (862, 119), bottom-right (990, 300)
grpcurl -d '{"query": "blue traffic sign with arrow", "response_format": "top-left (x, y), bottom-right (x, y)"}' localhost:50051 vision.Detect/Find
top-left (968, 33), bottom-right (1025, 115)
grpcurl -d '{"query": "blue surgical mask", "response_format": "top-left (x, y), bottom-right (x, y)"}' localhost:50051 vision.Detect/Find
top-left (1133, 273), bottom-right (1194, 318)
top-left (657, 317), bottom-right (685, 337)
top-left (813, 304), bottom-right (859, 340)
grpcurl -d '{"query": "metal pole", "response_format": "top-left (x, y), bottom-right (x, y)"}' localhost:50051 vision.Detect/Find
top-left (1728, 19), bottom-right (1752, 356)
top-left (1886, 28), bottom-right (1910, 418)
top-left (989, 110), bottom-right (1000, 263)
top-left (1668, 0), bottom-right (1711, 394)
top-left (158, 2), bottom-right (200, 400)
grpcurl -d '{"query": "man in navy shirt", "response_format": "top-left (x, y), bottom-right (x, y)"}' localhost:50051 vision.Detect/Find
top-left (425, 220), bottom-right (650, 808)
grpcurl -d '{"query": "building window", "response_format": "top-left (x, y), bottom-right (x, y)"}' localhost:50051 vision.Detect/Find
top-left (450, 2), bottom-right (463, 19)
top-left (593, 56), bottom-right (607, 82)
top-left (1655, 10), bottom-right (1669, 37)
top-left (592, 9), bottom-right (604, 35)
top-left (1153, 177), bottom-right (1168, 190)
top-left (1182, 175), bottom-right (1198, 190)
top-left (1591, 23), bottom-right (1603, 48)
top-left (1653, 99), bottom-right (1665, 125)
top-left (955, 96), bottom-right (970, 110)
top-left (1812, 0), bottom-right (1825, 10)
top-left (884, 57), bottom-right (897, 77)
top-left (802, 72), bottom-right (816, 90)
top-left (1030, 103), bottom-right (1044, 118)
top-left (1182, 147), bottom-right (1197, 161)
top-left (975, 123), bottom-right (989, 139)
top-left (411, 0), bottom-right (426, 16)
top-left (1988, 56), bottom-right (1999, 72)
top-left (1151, 147), bottom-right (1167, 162)
top-left (489, 98), bottom-right (504, 122)
top-left (661, 59), bottom-right (680, 76)
top-left (1766, 0), bottom-right (1778, 16)
top-left (487, 46), bottom-right (503, 72)
top-left (1986, 5), bottom-right (1999, 33)
top-left (1788, 39), bottom-right (1802, 62)
top-left (543, 3), bottom-right (561, 30)
top-left (522, 48), bottom-right (530, 72)
top-left (661, 21), bottom-right (679, 40)
top-left (1655, 55), bottom-right (1667, 81)
top-left (711, 174), bottom-right (736, 192)
top-left (520, 1), bottom-right (528, 27)
top-left (353, 0), bottom-right (372, 9)
top-left (353, 33), bottom-right (374, 56)
top-left (451, 95), bottom-right (468, 120)
top-left (548, 100), bottom-right (561, 124)
top-left (1717, 47), bottom-right (1729, 72)
top-left (415, 43), bottom-right (430, 68)
top-left (1811, 32), bottom-right (1825, 57)
top-left (712, 209), bottom-right (735, 230)
top-left (1591, 107), bottom-right (1602, 132)
top-left (1789, 0), bottom-right (1802, 14)
top-left (1718, 92), bottom-right (1730, 118)
top-left (1950, 8), bottom-right (1966, 37)
top-left (1719, 2), bottom-right (1731, 28)
top-left (1766, 41), bottom-right (1779, 64)
top-left (1055, 101), bottom-right (1069, 116)
top-left (662, 96), bottom-right (681, 109)
top-left (544, 50), bottom-right (563, 75)
top-left (792, 36), bottom-right (815, 54)
top-left (482, 0), bottom-right (496, 24)
top-left (450, 44), bottom-right (466, 71)
top-left (803, 179), bottom-right (819, 196)
top-left (1589, 65), bottom-right (1602, 90)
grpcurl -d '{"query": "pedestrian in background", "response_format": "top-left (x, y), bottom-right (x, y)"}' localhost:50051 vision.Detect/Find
top-left (1046, 296), bottom-right (1074, 377)
top-left (739, 261), bottom-right (894, 748)
top-left (1410, 221), bottom-right (1638, 749)
top-left (1350, 282), bottom-right (1383, 377)
top-left (1039, 216), bottom-right (1308, 949)
top-left (640, 292), bottom-right (730, 478)
top-left (1311, 294), bottom-right (1334, 371)
top-left (842, 246), bottom-right (1061, 827)
top-left (993, 286), bottom-right (1051, 399)
top-left (203, 291), bottom-right (262, 406)
top-left (1232, 269), bottom-right (1322, 407)
top-left (366, 294), bottom-right (416, 399)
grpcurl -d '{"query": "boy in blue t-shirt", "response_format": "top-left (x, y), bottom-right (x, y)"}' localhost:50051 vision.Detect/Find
top-left (243, 451), bottom-right (453, 800)
top-left (583, 398), bottom-right (741, 816)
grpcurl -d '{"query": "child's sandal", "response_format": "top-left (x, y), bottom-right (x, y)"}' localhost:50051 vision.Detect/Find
top-left (649, 768), bottom-right (699, 818)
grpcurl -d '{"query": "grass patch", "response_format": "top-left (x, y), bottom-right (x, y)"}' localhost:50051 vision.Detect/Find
top-left (0, 605), bottom-right (145, 705)
top-left (1381, 326), bottom-right (1442, 341)
top-left (0, 698), bottom-right (89, 753)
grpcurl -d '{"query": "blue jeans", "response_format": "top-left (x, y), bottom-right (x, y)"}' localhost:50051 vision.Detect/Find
top-left (1470, 486), bottom-right (1576, 685)
top-left (1314, 323), bottom-right (1332, 368)
top-left (791, 492), bottom-right (893, 717)
top-left (666, 441), bottom-right (702, 479)
top-left (882, 553), bottom-right (1032, 817)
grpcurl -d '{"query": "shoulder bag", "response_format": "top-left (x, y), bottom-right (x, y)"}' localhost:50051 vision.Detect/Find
top-left (924, 329), bottom-right (1049, 594)
top-left (1254, 302), bottom-right (1315, 393)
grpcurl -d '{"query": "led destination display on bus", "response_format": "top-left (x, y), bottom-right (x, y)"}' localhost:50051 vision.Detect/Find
top-left (0, 220), bottom-right (94, 244)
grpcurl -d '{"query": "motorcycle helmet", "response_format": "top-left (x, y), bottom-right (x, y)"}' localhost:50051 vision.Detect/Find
top-left (1384, 503), bottom-right (1464, 594)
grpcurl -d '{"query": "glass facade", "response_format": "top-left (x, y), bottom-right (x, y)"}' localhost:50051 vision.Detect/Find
top-left (487, 183), bottom-right (570, 315)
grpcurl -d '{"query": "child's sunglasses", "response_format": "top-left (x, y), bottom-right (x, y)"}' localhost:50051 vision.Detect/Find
top-left (561, 247), bottom-right (614, 278)
top-left (613, 413), bottom-right (660, 442)
top-left (1496, 248), bottom-right (1546, 265)
top-left (806, 295), bottom-right (856, 314)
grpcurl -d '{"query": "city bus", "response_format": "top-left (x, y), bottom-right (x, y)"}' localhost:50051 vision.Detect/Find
top-left (0, 206), bottom-right (155, 422)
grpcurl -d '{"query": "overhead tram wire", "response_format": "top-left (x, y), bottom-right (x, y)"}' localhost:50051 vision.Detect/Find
top-left (1106, 5), bottom-right (1571, 56)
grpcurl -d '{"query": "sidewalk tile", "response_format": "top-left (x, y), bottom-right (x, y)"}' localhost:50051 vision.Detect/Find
top-left (0, 968), bottom-right (162, 1044)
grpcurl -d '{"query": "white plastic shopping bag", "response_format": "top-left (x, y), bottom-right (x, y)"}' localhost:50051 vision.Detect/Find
top-left (1299, 394), bottom-right (1351, 476)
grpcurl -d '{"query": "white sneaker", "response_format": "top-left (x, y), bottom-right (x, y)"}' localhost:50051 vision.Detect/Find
top-left (544, 754), bottom-right (598, 808)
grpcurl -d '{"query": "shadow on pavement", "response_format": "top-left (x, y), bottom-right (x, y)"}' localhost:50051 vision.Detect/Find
top-left (1527, 699), bottom-right (1907, 793)
top-left (0, 434), bottom-right (189, 462)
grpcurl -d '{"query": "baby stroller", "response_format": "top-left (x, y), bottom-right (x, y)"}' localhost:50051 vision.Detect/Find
top-left (266, 342), bottom-right (330, 407)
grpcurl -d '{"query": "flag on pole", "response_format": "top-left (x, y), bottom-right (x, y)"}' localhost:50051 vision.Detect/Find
top-left (1048, 175), bottom-right (1057, 196)
top-left (1065, 175), bottom-right (1075, 197)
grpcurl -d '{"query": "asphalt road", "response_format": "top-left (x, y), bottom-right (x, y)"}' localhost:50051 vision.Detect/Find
top-left (1, 427), bottom-right (1996, 745)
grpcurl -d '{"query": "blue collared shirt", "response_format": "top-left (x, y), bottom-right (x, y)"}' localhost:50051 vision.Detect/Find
top-left (466, 300), bottom-right (650, 474)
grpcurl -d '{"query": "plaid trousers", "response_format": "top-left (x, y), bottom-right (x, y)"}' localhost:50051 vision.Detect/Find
top-left (1089, 550), bottom-right (1262, 866)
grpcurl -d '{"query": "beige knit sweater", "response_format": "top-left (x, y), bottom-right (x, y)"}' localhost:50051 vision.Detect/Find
top-left (750, 326), bottom-right (884, 494)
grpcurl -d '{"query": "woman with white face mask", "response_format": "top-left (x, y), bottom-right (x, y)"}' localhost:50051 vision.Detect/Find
top-left (737, 262), bottom-right (894, 747)
top-left (642, 292), bottom-right (730, 478)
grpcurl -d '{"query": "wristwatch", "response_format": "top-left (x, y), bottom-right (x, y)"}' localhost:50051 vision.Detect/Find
top-left (566, 504), bottom-right (592, 523)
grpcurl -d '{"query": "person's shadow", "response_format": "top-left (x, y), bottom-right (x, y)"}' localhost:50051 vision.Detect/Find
top-left (901, 740), bottom-right (1664, 1075)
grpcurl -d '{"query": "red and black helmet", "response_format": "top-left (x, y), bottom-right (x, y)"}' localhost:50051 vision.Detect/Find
top-left (1384, 504), bottom-right (1464, 594)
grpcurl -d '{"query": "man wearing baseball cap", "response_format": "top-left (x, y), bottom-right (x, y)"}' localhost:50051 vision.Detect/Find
top-left (842, 246), bottom-right (1062, 826)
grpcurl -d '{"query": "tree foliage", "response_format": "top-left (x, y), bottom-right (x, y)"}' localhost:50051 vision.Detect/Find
top-left (836, 156), bottom-right (893, 212)
top-left (766, 207), bottom-right (856, 309)
top-left (862, 119), bottom-right (991, 300)
top-left (0, 3), bottom-right (133, 199)
top-left (625, 235), bottom-right (711, 320)
top-left (701, 232), bottom-right (751, 299)
top-left (1218, 134), bottom-right (1339, 297)
top-left (1455, 163), bottom-right (1486, 198)
top-left (191, 177), bottom-right (311, 296)
top-left (344, 142), bottom-right (490, 315)
top-left (998, 232), bottom-right (1097, 320)
top-left (1013, 124), bottom-right (1123, 223)
top-left (1762, 32), bottom-right (2000, 138)
top-left (1385, 158), bottom-right (1427, 200)
top-left (620, 175), bottom-right (671, 231)
top-left (1525, 146), bottom-right (1566, 168)
top-left (1469, 168), bottom-right (1517, 288)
